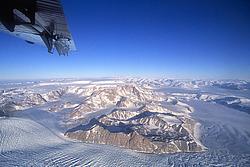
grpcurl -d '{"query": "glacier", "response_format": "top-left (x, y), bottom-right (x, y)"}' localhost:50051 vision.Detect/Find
top-left (0, 78), bottom-right (250, 166)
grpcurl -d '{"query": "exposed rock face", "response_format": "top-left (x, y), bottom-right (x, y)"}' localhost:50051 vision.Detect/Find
top-left (65, 108), bottom-right (204, 154)
top-left (115, 97), bottom-right (142, 108)
top-left (64, 83), bottom-right (205, 154)
top-left (66, 123), bottom-right (158, 153)
top-left (42, 89), bottom-right (66, 101)
top-left (0, 80), bottom-right (206, 153)
top-left (25, 93), bottom-right (47, 105)
top-left (69, 84), bottom-right (165, 120)
top-left (0, 88), bottom-right (68, 114)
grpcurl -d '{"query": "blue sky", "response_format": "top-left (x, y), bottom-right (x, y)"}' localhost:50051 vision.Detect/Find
top-left (0, 0), bottom-right (250, 80)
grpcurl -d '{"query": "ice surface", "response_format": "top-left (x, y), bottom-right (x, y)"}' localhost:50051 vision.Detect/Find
top-left (0, 79), bottom-right (250, 166)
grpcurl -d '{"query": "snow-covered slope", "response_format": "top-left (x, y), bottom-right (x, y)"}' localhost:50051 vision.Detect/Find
top-left (0, 78), bottom-right (250, 166)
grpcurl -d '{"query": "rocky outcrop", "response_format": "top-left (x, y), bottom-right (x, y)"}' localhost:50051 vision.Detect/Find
top-left (65, 109), bottom-right (204, 154)
top-left (64, 83), bottom-right (205, 154)
top-left (42, 89), bottom-right (66, 101)
top-left (69, 84), bottom-right (165, 120)
top-left (115, 97), bottom-right (142, 108)
top-left (0, 80), bottom-right (206, 153)
top-left (25, 93), bottom-right (47, 105)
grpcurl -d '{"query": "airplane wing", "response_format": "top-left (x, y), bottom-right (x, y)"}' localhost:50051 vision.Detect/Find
top-left (0, 0), bottom-right (76, 56)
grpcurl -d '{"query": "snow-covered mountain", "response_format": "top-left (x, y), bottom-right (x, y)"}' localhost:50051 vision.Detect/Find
top-left (0, 78), bottom-right (250, 166)
top-left (126, 78), bottom-right (250, 90)
top-left (65, 108), bottom-right (204, 153)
